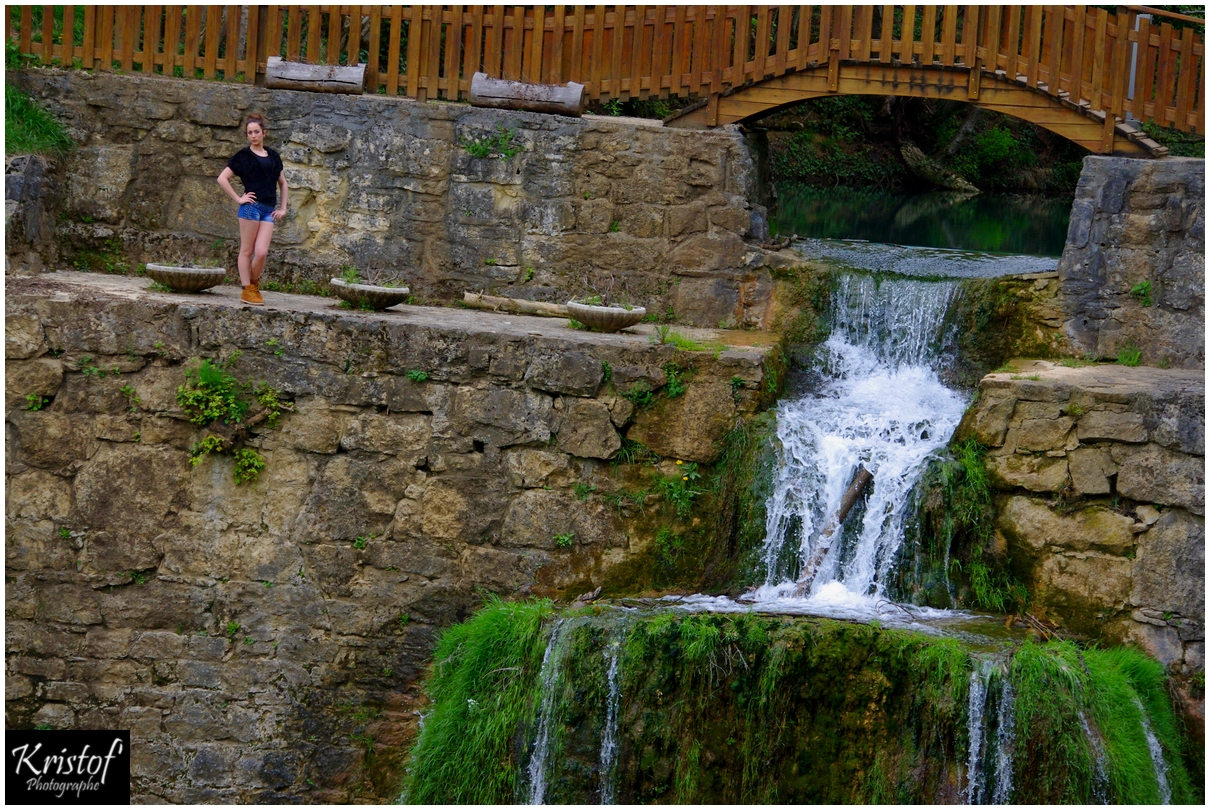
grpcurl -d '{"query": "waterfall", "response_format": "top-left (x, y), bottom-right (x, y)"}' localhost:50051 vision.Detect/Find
top-left (964, 662), bottom-right (991, 804)
top-left (598, 635), bottom-right (623, 804)
top-left (1079, 711), bottom-right (1111, 804)
top-left (527, 619), bottom-right (567, 805)
top-left (1134, 696), bottom-right (1172, 804)
top-left (757, 274), bottom-right (966, 597)
top-left (990, 678), bottom-right (1015, 805)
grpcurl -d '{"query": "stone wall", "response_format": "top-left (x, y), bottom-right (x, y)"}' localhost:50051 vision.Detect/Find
top-left (4, 272), bottom-right (772, 802)
top-left (8, 69), bottom-right (772, 328)
top-left (1059, 156), bottom-right (1204, 368)
top-left (958, 360), bottom-right (1204, 674)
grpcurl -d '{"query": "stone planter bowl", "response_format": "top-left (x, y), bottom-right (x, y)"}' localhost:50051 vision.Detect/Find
top-left (329, 278), bottom-right (411, 310)
top-left (566, 302), bottom-right (647, 333)
top-left (144, 263), bottom-right (227, 292)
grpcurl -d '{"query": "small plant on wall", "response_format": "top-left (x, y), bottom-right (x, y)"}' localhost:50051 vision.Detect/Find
top-left (177, 351), bottom-right (292, 484)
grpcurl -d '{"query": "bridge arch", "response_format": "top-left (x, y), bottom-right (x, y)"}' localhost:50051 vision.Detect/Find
top-left (666, 63), bottom-right (1155, 157)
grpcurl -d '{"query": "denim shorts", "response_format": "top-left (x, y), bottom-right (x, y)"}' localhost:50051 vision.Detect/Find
top-left (237, 202), bottom-right (277, 222)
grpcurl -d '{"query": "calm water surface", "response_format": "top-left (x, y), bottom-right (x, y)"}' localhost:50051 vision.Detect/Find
top-left (772, 184), bottom-right (1073, 257)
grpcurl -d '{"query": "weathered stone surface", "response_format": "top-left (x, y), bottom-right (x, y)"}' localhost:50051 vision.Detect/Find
top-left (5, 219), bottom-right (774, 802)
top-left (5, 358), bottom-right (64, 408)
top-left (1077, 409), bottom-right (1147, 443)
top-left (1059, 156), bottom-right (1204, 368)
top-left (986, 453), bottom-right (1070, 493)
top-left (998, 496), bottom-right (1136, 555)
top-left (1112, 443), bottom-right (1205, 515)
top-left (1067, 445), bottom-right (1116, 495)
top-left (4, 313), bottom-right (45, 359)
top-left (628, 382), bottom-right (736, 464)
top-left (556, 399), bottom-right (621, 459)
top-left (9, 70), bottom-right (769, 328)
top-left (1131, 508), bottom-right (1205, 625)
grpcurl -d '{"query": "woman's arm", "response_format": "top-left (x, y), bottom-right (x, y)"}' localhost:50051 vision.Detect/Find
top-left (273, 172), bottom-right (289, 221)
top-left (217, 167), bottom-right (255, 204)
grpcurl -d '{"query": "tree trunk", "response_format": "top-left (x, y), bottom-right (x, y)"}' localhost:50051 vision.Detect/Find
top-left (468, 72), bottom-right (586, 117)
top-left (793, 466), bottom-right (874, 596)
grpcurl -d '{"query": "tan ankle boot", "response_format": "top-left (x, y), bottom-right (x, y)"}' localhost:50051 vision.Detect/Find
top-left (241, 285), bottom-right (264, 306)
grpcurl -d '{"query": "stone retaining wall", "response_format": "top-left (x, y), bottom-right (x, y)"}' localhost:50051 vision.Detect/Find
top-left (959, 360), bottom-right (1204, 673)
top-left (7, 69), bottom-right (772, 328)
top-left (1059, 155), bottom-right (1204, 368)
top-left (4, 273), bottom-right (772, 802)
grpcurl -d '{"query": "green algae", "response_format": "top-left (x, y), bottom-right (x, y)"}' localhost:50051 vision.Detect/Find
top-left (405, 605), bottom-right (1199, 805)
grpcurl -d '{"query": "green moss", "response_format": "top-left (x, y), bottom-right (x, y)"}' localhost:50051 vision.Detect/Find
top-left (402, 596), bottom-right (554, 803)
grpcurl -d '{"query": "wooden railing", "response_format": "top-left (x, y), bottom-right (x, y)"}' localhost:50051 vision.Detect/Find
top-left (6, 6), bottom-right (1204, 134)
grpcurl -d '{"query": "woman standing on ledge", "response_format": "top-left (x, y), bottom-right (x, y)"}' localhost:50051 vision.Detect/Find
top-left (217, 113), bottom-right (288, 306)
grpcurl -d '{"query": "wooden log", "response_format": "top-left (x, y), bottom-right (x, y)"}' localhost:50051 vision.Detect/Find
top-left (468, 71), bottom-right (586, 116)
top-left (793, 466), bottom-right (875, 596)
top-left (462, 292), bottom-right (570, 318)
top-left (264, 55), bottom-right (366, 94)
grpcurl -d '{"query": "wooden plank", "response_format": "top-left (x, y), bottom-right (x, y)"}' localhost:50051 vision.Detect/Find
top-left (896, 5), bottom-right (913, 64)
top-left (1107, 7), bottom-right (1129, 117)
top-left (285, 5), bottom-right (300, 61)
top-left (570, 6), bottom-right (584, 83)
top-left (19, 6), bottom-right (33, 56)
top-left (404, 5), bottom-right (422, 94)
top-left (550, 5), bottom-right (565, 84)
top-left (1043, 5), bottom-right (1063, 92)
top-left (918, 5), bottom-right (935, 65)
top-left (225, 5), bottom-right (239, 76)
top-left (425, 3), bottom-right (445, 98)
top-left (1067, 6), bottom-right (1087, 104)
top-left (939, 5), bottom-right (957, 66)
top-left (776, 5), bottom-right (793, 74)
top-left (668, 5), bottom-right (685, 95)
top-left (203, 6), bottom-right (220, 78)
top-left (753, 6), bottom-right (769, 79)
top-left (327, 4), bottom-right (340, 66)
top-left (305, 5), bottom-right (320, 64)
top-left (484, 5), bottom-right (503, 79)
top-left (348, 5), bottom-right (361, 67)
top-left (1002, 5), bottom-right (1020, 73)
top-left (529, 5), bottom-right (545, 84)
top-left (98, 6), bottom-right (115, 70)
top-left (651, 4), bottom-right (668, 90)
top-left (264, 4), bottom-right (279, 59)
top-left (162, 6), bottom-right (179, 73)
top-left (967, 6), bottom-right (983, 98)
top-left (367, 6), bottom-right (382, 89)
top-left (182, 5), bottom-right (200, 75)
top-left (466, 5), bottom-right (482, 82)
top-left (1173, 25), bottom-right (1195, 129)
top-left (512, 5), bottom-right (527, 82)
top-left (877, 5), bottom-right (892, 64)
top-left (1156, 21), bottom-right (1177, 117)
top-left (711, 5), bottom-right (729, 94)
top-left (1089, 8), bottom-right (1107, 111)
top-left (385, 6), bottom-right (402, 95)
top-left (689, 6), bottom-right (708, 93)
top-left (140, 5), bottom-right (158, 73)
top-left (609, 5), bottom-right (625, 97)
top-left (588, 5), bottom-right (605, 98)
top-left (836, 5), bottom-right (852, 60)
top-left (1024, 4), bottom-right (1042, 86)
top-left (245, 3), bottom-right (260, 80)
top-left (41, 4), bottom-right (55, 63)
top-left (629, 5), bottom-right (644, 98)
top-left (445, 6), bottom-right (463, 96)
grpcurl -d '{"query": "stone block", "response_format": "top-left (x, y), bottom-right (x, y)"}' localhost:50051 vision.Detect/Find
top-left (997, 496), bottom-right (1136, 555)
top-left (986, 453), bottom-right (1069, 493)
top-left (274, 398), bottom-right (352, 454)
top-left (8, 411), bottom-right (99, 471)
top-left (1015, 417), bottom-right (1074, 452)
top-left (966, 397), bottom-right (1016, 447)
top-left (524, 351), bottom-right (603, 397)
top-left (1067, 446), bottom-right (1117, 495)
top-left (5, 313), bottom-right (46, 360)
top-left (339, 412), bottom-right (431, 459)
top-left (1131, 508), bottom-right (1205, 621)
top-left (1111, 443), bottom-right (1204, 514)
top-left (5, 358), bottom-right (64, 408)
top-left (6, 469), bottom-right (73, 521)
top-left (627, 382), bottom-right (736, 464)
top-left (1076, 409), bottom-right (1148, 443)
top-left (557, 399), bottom-right (621, 460)
top-left (450, 386), bottom-right (553, 447)
top-left (499, 489), bottom-right (618, 550)
top-left (504, 449), bottom-right (574, 489)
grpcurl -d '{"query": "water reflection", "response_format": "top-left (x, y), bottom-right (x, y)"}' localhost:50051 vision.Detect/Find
top-left (772, 184), bottom-right (1073, 257)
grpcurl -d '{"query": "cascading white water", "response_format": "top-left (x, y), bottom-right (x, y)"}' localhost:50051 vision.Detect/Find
top-left (991, 679), bottom-right (1015, 805)
top-left (528, 619), bottom-right (567, 805)
top-left (598, 636), bottom-right (623, 805)
top-left (1079, 711), bottom-right (1111, 804)
top-left (1133, 696), bottom-right (1172, 804)
top-left (756, 275), bottom-right (966, 599)
top-left (964, 662), bottom-right (991, 804)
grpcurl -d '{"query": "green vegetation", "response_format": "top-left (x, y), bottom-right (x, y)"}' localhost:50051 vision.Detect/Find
top-left (405, 369), bottom-right (429, 383)
top-left (573, 482), bottom-right (596, 501)
top-left (461, 125), bottom-right (520, 159)
top-left (654, 461), bottom-right (702, 518)
top-left (232, 448), bottom-right (265, 484)
top-left (402, 596), bottom-right (554, 803)
top-left (619, 382), bottom-right (655, 410)
top-left (25, 393), bottom-right (48, 411)
top-left (554, 531), bottom-right (576, 550)
top-left (1130, 280), bottom-right (1153, 307)
top-left (894, 437), bottom-right (1028, 612)
top-left (5, 85), bottom-right (74, 157)
top-left (1116, 341), bottom-right (1143, 367)
top-left (663, 364), bottom-right (688, 398)
top-left (177, 357), bottom-right (248, 425)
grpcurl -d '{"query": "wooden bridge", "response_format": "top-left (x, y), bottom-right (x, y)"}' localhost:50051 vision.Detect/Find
top-left (8, 5), bottom-right (1204, 156)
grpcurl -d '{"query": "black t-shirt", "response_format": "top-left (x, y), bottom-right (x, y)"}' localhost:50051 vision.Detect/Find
top-left (226, 146), bottom-right (283, 207)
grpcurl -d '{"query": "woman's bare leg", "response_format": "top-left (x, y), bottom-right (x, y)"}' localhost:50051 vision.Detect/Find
top-left (250, 221), bottom-right (275, 284)
top-left (237, 218), bottom-right (260, 286)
